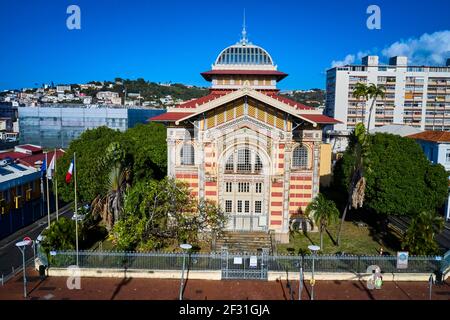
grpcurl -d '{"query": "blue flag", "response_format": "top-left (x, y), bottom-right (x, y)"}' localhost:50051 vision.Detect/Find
top-left (40, 157), bottom-right (46, 176)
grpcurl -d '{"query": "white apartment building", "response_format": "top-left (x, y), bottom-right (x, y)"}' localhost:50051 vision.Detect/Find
top-left (325, 56), bottom-right (450, 152)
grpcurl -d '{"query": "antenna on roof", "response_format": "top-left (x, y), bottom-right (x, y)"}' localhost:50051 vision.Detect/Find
top-left (240, 9), bottom-right (248, 45)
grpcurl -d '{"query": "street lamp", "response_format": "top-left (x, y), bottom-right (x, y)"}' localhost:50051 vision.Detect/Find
top-left (308, 245), bottom-right (320, 300)
top-left (179, 243), bottom-right (192, 300)
top-left (71, 212), bottom-right (85, 266)
top-left (15, 239), bottom-right (33, 298)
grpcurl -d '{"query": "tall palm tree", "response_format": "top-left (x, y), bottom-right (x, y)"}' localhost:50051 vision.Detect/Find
top-left (352, 82), bottom-right (369, 124)
top-left (366, 83), bottom-right (385, 130)
top-left (336, 123), bottom-right (370, 246)
top-left (403, 211), bottom-right (444, 255)
top-left (306, 194), bottom-right (340, 250)
top-left (351, 82), bottom-right (385, 129)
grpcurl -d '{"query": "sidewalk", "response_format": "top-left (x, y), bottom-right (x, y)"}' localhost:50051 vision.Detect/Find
top-left (1, 268), bottom-right (449, 300)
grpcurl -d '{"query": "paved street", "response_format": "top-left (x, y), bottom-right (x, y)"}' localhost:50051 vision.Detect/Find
top-left (1, 268), bottom-right (449, 300)
top-left (0, 204), bottom-right (73, 279)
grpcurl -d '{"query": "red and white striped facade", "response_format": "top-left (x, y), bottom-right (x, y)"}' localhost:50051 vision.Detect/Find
top-left (151, 34), bottom-right (338, 243)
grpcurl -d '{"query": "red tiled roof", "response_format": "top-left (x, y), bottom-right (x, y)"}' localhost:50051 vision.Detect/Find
top-left (407, 130), bottom-right (450, 143)
top-left (18, 144), bottom-right (42, 153)
top-left (149, 112), bottom-right (195, 122)
top-left (18, 149), bottom-right (65, 168)
top-left (298, 114), bottom-right (342, 124)
top-left (175, 92), bottom-right (229, 109)
top-left (201, 70), bottom-right (288, 81)
top-left (0, 152), bottom-right (30, 161)
top-left (148, 90), bottom-right (338, 123)
top-left (265, 93), bottom-right (315, 110)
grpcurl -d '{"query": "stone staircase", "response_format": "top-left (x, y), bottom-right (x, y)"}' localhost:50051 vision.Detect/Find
top-left (215, 231), bottom-right (274, 254)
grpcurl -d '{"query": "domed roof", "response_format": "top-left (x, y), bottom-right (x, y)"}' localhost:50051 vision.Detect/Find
top-left (214, 43), bottom-right (274, 67)
top-left (212, 27), bottom-right (277, 71)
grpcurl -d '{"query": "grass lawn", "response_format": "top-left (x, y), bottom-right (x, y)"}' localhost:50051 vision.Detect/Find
top-left (277, 220), bottom-right (401, 255)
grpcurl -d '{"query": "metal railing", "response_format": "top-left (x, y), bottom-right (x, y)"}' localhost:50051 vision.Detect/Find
top-left (48, 250), bottom-right (443, 274)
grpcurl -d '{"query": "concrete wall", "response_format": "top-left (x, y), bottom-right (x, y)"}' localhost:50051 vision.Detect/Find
top-left (47, 268), bottom-right (448, 282)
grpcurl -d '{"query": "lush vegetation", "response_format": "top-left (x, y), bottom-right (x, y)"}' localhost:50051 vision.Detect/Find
top-left (334, 132), bottom-right (448, 217)
top-left (56, 123), bottom-right (167, 204)
top-left (54, 123), bottom-right (225, 252)
top-left (111, 178), bottom-right (227, 251)
top-left (402, 211), bottom-right (444, 255)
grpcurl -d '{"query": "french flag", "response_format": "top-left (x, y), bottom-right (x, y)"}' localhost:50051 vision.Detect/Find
top-left (66, 159), bottom-right (74, 183)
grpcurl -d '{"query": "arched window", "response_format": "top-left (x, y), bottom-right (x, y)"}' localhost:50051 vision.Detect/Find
top-left (225, 148), bottom-right (264, 174)
top-left (254, 154), bottom-right (263, 173)
top-left (237, 149), bottom-right (251, 173)
top-left (180, 144), bottom-right (194, 165)
top-left (292, 145), bottom-right (309, 169)
top-left (225, 154), bottom-right (234, 172)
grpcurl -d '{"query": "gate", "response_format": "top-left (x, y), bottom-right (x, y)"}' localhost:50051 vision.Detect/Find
top-left (221, 247), bottom-right (268, 280)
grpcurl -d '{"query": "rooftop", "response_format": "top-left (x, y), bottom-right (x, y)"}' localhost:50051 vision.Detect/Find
top-left (407, 130), bottom-right (450, 143)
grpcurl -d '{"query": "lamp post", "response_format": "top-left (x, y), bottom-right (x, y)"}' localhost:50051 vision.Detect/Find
top-left (15, 239), bottom-right (33, 298)
top-left (179, 243), bottom-right (192, 300)
top-left (308, 245), bottom-right (320, 300)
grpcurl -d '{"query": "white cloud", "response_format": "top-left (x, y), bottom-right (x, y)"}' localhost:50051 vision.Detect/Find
top-left (381, 30), bottom-right (450, 65)
top-left (331, 51), bottom-right (369, 67)
top-left (331, 30), bottom-right (450, 67)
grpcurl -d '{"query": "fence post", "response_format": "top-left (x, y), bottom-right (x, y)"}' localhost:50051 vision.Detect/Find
top-left (357, 256), bottom-right (361, 274)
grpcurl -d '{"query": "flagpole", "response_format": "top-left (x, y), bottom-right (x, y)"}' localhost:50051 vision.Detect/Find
top-left (74, 152), bottom-right (79, 266)
top-left (45, 152), bottom-right (51, 228)
top-left (54, 149), bottom-right (59, 221)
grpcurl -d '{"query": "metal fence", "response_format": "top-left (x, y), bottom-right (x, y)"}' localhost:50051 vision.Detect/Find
top-left (49, 250), bottom-right (444, 275)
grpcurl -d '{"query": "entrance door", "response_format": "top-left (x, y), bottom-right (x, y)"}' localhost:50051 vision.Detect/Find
top-left (222, 148), bottom-right (268, 231)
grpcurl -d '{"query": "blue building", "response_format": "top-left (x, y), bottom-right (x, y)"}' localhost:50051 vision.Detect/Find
top-left (18, 105), bottom-right (165, 148)
top-left (409, 131), bottom-right (450, 221)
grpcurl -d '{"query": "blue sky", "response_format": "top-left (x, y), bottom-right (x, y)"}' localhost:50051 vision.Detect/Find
top-left (1, 0), bottom-right (449, 90)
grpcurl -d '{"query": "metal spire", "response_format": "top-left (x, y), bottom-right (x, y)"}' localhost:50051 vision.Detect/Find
top-left (241, 9), bottom-right (248, 45)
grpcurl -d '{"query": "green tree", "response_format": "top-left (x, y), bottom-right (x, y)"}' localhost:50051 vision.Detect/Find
top-left (403, 211), bottom-right (444, 255)
top-left (334, 133), bottom-right (448, 217)
top-left (124, 123), bottom-right (167, 180)
top-left (91, 142), bottom-right (131, 231)
top-left (305, 194), bottom-right (340, 250)
top-left (40, 217), bottom-right (77, 255)
top-left (56, 126), bottom-right (125, 203)
top-left (112, 178), bottom-right (226, 251)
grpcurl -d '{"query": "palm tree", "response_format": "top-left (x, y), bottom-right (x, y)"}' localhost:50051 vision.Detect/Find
top-left (352, 82), bottom-right (369, 124)
top-left (366, 83), bottom-right (385, 130)
top-left (306, 194), bottom-right (340, 250)
top-left (403, 211), bottom-right (444, 255)
top-left (336, 123), bottom-right (370, 246)
top-left (92, 142), bottom-right (130, 231)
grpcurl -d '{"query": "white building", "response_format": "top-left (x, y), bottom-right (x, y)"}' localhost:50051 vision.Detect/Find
top-left (325, 55), bottom-right (450, 152)
top-left (96, 91), bottom-right (119, 101)
top-left (56, 85), bottom-right (71, 93)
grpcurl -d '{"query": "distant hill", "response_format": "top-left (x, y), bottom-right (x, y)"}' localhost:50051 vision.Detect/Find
top-left (80, 78), bottom-right (210, 106)
top-left (280, 89), bottom-right (325, 108)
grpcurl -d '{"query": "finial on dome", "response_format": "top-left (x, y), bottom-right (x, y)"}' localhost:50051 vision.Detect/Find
top-left (240, 9), bottom-right (248, 45)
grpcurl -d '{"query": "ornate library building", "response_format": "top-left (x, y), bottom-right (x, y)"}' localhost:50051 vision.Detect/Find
top-left (151, 29), bottom-right (338, 243)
